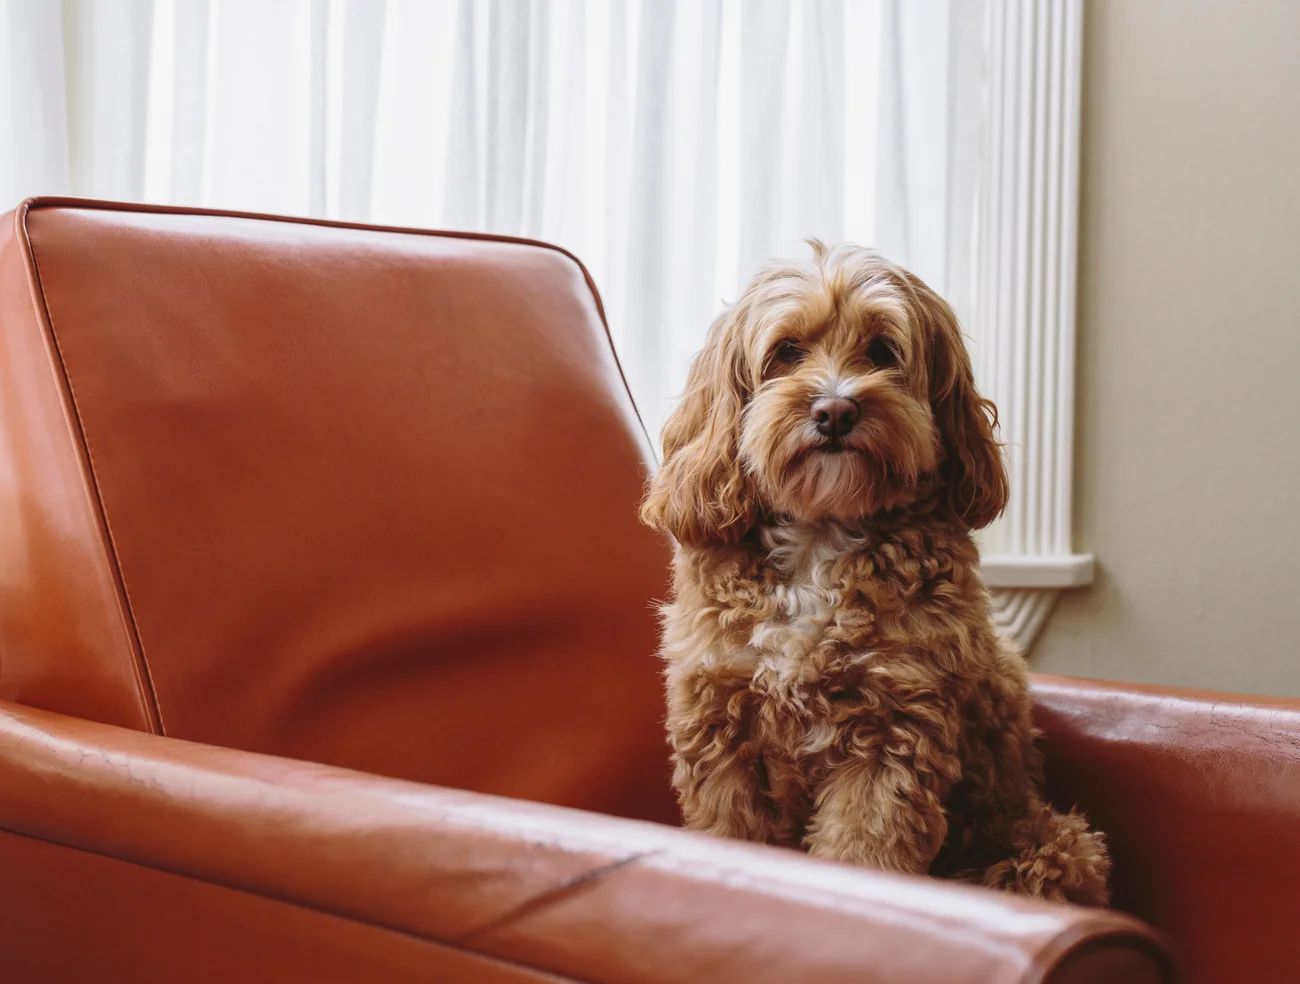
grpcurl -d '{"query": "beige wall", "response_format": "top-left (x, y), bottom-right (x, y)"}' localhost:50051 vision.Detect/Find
top-left (1032, 0), bottom-right (1300, 696)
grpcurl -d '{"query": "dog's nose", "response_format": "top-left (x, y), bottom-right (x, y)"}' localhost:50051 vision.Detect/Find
top-left (811, 397), bottom-right (860, 438)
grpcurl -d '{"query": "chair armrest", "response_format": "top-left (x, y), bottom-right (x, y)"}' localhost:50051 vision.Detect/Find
top-left (1031, 674), bottom-right (1300, 984)
top-left (0, 699), bottom-right (1173, 984)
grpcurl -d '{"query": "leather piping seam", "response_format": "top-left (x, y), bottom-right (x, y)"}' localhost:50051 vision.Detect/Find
top-left (1023, 916), bottom-right (1179, 984)
top-left (15, 200), bottom-right (165, 735)
top-left (19, 196), bottom-right (657, 460)
top-left (0, 823), bottom-right (613, 984)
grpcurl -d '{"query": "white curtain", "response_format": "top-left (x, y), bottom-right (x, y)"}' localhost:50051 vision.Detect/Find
top-left (0, 0), bottom-right (987, 442)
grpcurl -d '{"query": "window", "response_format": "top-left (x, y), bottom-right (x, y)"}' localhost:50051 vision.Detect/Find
top-left (0, 0), bottom-right (1090, 649)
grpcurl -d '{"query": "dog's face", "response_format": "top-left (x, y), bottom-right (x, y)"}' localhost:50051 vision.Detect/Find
top-left (641, 243), bottom-right (1008, 545)
top-left (736, 267), bottom-right (940, 523)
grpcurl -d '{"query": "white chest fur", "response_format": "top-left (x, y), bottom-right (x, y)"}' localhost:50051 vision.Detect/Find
top-left (743, 520), bottom-right (867, 675)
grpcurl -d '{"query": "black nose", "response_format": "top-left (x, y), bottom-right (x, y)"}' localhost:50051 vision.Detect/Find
top-left (811, 397), bottom-right (860, 438)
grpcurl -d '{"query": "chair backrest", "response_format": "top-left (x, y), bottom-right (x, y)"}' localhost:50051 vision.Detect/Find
top-left (0, 199), bottom-right (677, 824)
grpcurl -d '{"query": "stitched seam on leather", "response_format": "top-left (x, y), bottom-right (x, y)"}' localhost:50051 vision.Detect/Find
top-left (17, 202), bottom-right (166, 735)
top-left (0, 823), bottom-right (603, 984)
top-left (20, 196), bottom-right (658, 460)
top-left (555, 254), bottom-right (656, 460)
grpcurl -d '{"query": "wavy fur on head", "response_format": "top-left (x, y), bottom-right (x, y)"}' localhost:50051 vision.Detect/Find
top-left (641, 244), bottom-right (1109, 906)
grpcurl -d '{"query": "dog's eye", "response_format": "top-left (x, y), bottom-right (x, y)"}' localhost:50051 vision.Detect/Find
top-left (774, 339), bottom-right (804, 365)
top-left (866, 337), bottom-right (898, 368)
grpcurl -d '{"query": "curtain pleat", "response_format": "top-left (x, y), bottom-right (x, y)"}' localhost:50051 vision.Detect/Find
top-left (797, 0), bottom-right (847, 248)
top-left (61, 0), bottom-right (153, 201)
top-left (444, 0), bottom-right (482, 230)
top-left (622, 0), bottom-right (675, 409)
top-left (337, 0), bottom-right (386, 222)
top-left (737, 0), bottom-right (790, 284)
top-left (0, 1), bottom-right (71, 204)
top-left (307, 0), bottom-right (327, 217)
top-left (662, 0), bottom-right (722, 420)
top-left (167, 0), bottom-right (210, 205)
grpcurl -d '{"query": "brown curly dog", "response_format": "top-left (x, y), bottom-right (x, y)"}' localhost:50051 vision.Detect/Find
top-left (640, 242), bottom-right (1110, 906)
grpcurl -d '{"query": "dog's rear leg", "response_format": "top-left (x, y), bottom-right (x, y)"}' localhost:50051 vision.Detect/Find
top-left (982, 802), bottom-right (1112, 907)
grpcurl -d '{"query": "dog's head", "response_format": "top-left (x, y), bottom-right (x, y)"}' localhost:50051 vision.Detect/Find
top-left (640, 243), bottom-right (1007, 546)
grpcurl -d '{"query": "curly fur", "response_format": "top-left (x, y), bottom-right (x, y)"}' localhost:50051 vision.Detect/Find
top-left (640, 243), bottom-right (1110, 906)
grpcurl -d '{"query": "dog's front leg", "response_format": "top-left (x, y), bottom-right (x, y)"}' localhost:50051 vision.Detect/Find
top-left (670, 737), bottom-right (776, 843)
top-left (665, 668), bottom-right (784, 844)
top-left (803, 724), bottom-right (958, 874)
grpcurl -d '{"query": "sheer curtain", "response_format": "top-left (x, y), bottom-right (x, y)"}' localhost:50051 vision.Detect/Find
top-left (0, 0), bottom-right (986, 442)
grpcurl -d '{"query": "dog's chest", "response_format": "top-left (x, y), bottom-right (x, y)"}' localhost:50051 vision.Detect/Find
top-left (745, 579), bottom-right (839, 661)
top-left (743, 523), bottom-right (860, 675)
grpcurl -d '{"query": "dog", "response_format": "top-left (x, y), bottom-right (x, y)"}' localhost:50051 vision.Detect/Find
top-left (639, 242), bottom-right (1110, 906)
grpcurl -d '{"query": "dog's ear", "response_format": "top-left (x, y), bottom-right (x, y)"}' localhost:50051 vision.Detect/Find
top-left (906, 274), bottom-right (1009, 530)
top-left (640, 308), bottom-right (758, 546)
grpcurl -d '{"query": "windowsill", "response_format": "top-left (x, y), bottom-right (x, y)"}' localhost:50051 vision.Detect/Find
top-left (981, 554), bottom-right (1095, 590)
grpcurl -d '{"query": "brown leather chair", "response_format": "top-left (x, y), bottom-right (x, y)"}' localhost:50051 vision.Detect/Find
top-left (0, 199), bottom-right (1285, 983)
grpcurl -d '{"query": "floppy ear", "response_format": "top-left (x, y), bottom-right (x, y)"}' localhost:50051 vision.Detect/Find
top-left (908, 275), bottom-right (1009, 530)
top-left (639, 308), bottom-right (758, 546)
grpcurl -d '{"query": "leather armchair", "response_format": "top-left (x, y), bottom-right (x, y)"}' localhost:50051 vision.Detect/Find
top-left (0, 199), bottom-right (1286, 983)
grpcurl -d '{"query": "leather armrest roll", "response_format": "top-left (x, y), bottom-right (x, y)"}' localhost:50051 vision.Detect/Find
top-left (1033, 674), bottom-right (1300, 983)
top-left (0, 699), bottom-right (1174, 984)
